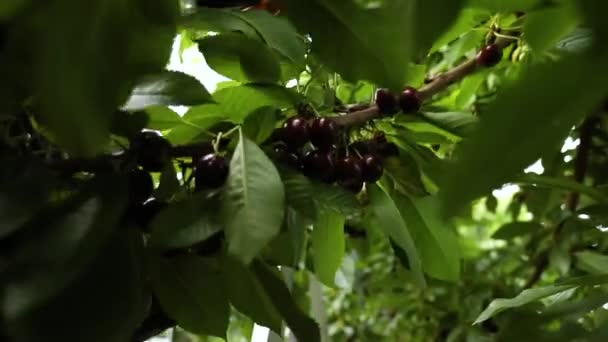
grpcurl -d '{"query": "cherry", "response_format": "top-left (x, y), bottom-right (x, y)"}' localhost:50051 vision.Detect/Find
top-left (360, 154), bottom-right (383, 183)
top-left (132, 131), bottom-right (172, 172)
top-left (303, 149), bottom-right (335, 183)
top-left (132, 198), bottom-right (167, 232)
top-left (398, 86), bottom-right (422, 114)
top-left (273, 144), bottom-right (302, 170)
top-left (128, 168), bottom-right (154, 205)
top-left (375, 88), bottom-right (399, 115)
top-left (194, 153), bottom-right (229, 190)
top-left (334, 156), bottom-right (362, 184)
top-left (308, 117), bottom-right (338, 149)
top-left (476, 44), bottom-right (502, 67)
top-left (281, 116), bottom-right (309, 149)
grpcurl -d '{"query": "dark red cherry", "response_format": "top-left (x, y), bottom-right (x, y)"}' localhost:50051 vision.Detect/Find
top-left (398, 86), bottom-right (422, 114)
top-left (281, 116), bottom-right (309, 149)
top-left (128, 168), bottom-right (154, 205)
top-left (302, 149), bottom-right (335, 183)
top-left (273, 144), bottom-right (302, 170)
top-left (375, 88), bottom-right (399, 115)
top-left (308, 117), bottom-right (338, 149)
top-left (334, 156), bottom-right (362, 184)
top-left (476, 44), bottom-right (502, 67)
top-left (132, 198), bottom-right (168, 232)
top-left (194, 153), bottom-right (229, 190)
top-left (132, 131), bottom-right (172, 172)
top-left (360, 154), bottom-right (383, 183)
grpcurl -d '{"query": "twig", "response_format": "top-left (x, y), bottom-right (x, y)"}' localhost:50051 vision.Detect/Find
top-left (333, 37), bottom-right (513, 127)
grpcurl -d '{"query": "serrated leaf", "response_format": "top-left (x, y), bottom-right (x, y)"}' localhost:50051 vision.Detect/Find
top-left (8, 229), bottom-right (149, 342)
top-left (222, 130), bottom-right (285, 264)
top-left (148, 196), bottom-right (222, 251)
top-left (242, 106), bottom-right (279, 144)
top-left (312, 211), bottom-right (345, 287)
top-left (280, 169), bottom-right (316, 220)
top-left (440, 54), bottom-right (608, 218)
top-left (367, 184), bottom-right (426, 288)
top-left (213, 84), bottom-right (299, 122)
top-left (393, 195), bottom-right (460, 281)
top-left (150, 255), bottom-right (229, 338)
top-left (252, 262), bottom-right (321, 342)
top-left (524, 4), bottom-right (580, 52)
top-left (234, 10), bottom-right (306, 66)
top-left (222, 256), bottom-right (283, 334)
top-left (180, 8), bottom-right (259, 37)
top-left (474, 285), bottom-right (575, 324)
top-left (383, 155), bottom-right (428, 196)
top-left (198, 32), bottom-right (281, 84)
top-left (312, 182), bottom-right (361, 218)
top-left (575, 251), bottom-right (608, 274)
top-left (145, 106), bottom-right (184, 131)
top-left (492, 221), bottom-right (543, 240)
top-left (123, 71), bottom-right (214, 110)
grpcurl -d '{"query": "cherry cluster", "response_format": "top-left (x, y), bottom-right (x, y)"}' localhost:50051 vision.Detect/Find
top-left (125, 131), bottom-right (230, 231)
top-left (274, 115), bottom-right (393, 193)
top-left (375, 86), bottom-right (422, 116)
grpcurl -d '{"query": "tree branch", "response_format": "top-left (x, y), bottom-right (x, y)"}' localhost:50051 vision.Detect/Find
top-left (333, 37), bottom-right (514, 127)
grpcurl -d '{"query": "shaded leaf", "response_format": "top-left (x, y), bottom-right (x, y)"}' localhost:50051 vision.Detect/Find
top-left (123, 71), bottom-right (214, 110)
top-left (213, 84), bottom-right (299, 122)
top-left (222, 130), bottom-right (285, 264)
top-left (252, 262), bottom-right (321, 342)
top-left (312, 211), bottom-right (345, 286)
top-left (150, 255), bottom-right (229, 338)
top-left (367, 184), bottom-right (426, 288)
top-left (492, 221), bottom-right (543, 240)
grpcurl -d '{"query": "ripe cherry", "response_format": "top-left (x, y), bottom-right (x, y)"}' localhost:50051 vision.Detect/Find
top-left (128, 168), bottom-right (154, 205)
top-left (281, 116), bottom-right (309, 149)
top-left (274, 144), bottom-right (302, 170)
top-left (398, 86), bottom-right (422, 114)
top-left (375, 88), bottom-right (399, 115)
top-left (194, 153), bottom-right (229, 190)
top-left (303, 149), bottom-right (335, 183)
top-left (476, 44), bottom-right (502, 67)
top-left (360, 154), bottom-right (383, 183)
top-left (308, 117), bottom-right (338, 149)
top-left (132, 198), bottom-right (167, 232)
top-left (334, 156), bottom-right (362, 184)
top-left (132, 131), bottom-right (172, 172)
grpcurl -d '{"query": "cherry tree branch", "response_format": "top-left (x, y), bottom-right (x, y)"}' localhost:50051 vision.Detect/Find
top-left (333, 37), bottom-right (514, 127)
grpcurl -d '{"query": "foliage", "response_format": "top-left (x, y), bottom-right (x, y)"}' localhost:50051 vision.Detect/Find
top-left (2, 0), bottom-right (608, 341)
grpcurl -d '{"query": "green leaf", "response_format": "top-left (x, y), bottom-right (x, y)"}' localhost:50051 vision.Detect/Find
top-left (281, 0), bottom-right (413, 90)
top-left (123, 71), bottom-right (214, 110)
top-left (31, 0), bottom-right (172, 156)
top-left (236, 10), bottom-right (306, 66)
top-left (180, 8), bottom-right (259, 37)
top-left (150, 255), bottom-right (229, 338)
top-left (474, 284), bottom-right (575, 324)
top-left (414, 0), bottom-right (466, 53)
top-left (222, 256), bottom-right (283, 334)
top-left (280, 168), bottom-right (317, 220)
top-left (393, 195), bottom-right (460, 281)
top-left (524, 4), bottom-right (580, 52)
top-left (145, 106), bottom-right (184, 131)
top-left (367, 184), bottom-right (426, 288)
top-left (154, 162), bottom-right (181, 201)
top-left (198, 32), bottom-right (281, 84)
top-left (312, 182), bottom-right (361, 218)
top-left (3, 176), bottom-right (128, 316)
top-left (420, 112), bottom-right (478, 137)
top-left (7, 229), bottom-right (149, 342)
top-left (213, 84), bottom-right (299, 122)
top-left (468, 0), bottom-right (542, 12)
top-left (575, 251), bottom-right (608, 274)
top-left (383, 155), bottom-right (427, 196)
top-left (0, 0), bottom-right (29, 20)
top-left (492, 221), bottom-right (544, 240)
top-left (148, 196), bottom-right (222, 251)
top-left (440, 54), bottom-right (608, 218)
top-left (515, 174), bottom-right (608, 204)
top-left (431, 8), bottom-right (489, 51)
top-left (242, 106), bottom-right (279, 144)
top-left (252, 262), bottom-right (321, 342)
top-left (312, 211), bottom-right (345, 286)
top-left (222, 130), bottom-right (285, 264)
